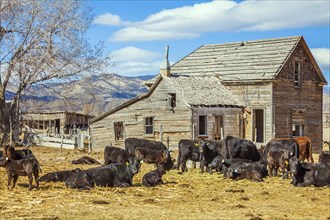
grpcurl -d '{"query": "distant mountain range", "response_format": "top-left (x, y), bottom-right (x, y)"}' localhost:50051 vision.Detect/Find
top-left (5, 74), bottom-right (330, 114)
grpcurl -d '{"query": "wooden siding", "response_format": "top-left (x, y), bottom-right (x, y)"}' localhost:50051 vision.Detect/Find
top-left (90, 79), bottom-right (192, 151)
top-left (273, 41), bottom-right (323, 153)
top-left (192, 107), bottom-right (242, 140)
top-left (223, 83), bottom-right (273, 144)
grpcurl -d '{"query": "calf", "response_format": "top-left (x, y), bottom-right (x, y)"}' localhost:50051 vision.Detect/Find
top-left (289, 157), bottom-right (330, 187)
top-left (72, 156), bottom-right (101, 165)
top-left (0, 157), bottom-right (40, 190)
top-left (142, 165), bottom-right (166, 187)
top-left (135, 147), bottom-right (167, 167)
top-left (176, 139), bottom-right (201, 172)
top-left (267, 149), bottom-right (290, 178)
top-left (199, 140), bottom-right (225, 174)
top-left (104, 146), bottom-right (129, 164)
top-left (66, 157), bottom-right (141, 190)
top-left (125, 138), bottom-right (167, 157)
top-left (208, 155), bottom-right (224, 172)
top-left (318, 151), bottom-right (330, 165)
top-left (39, 168), bottom-right (81, 182)
top-left (222, 158), bottom-right (267, 181)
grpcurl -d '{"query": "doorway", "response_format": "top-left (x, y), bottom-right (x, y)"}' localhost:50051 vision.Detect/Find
top-left (253, 109), bottom-right (264, 143)
top-left (214, 115), bottom-right (223, 140)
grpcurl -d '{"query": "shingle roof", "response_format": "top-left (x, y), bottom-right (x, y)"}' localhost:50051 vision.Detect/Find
top-left (163, 75), bottom-right (243, 107)
top-left (171, 36), bottom-right (301, 81)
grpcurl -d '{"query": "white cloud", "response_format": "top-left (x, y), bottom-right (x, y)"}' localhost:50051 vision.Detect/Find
top-left (93, 13), bottom-right (128, 26)
top-left (311, 48), bottom-right (330, 73)
top-left (94, 0), bottom-right (330, 42)
top-left (108, 47), bottom-right (162, 76)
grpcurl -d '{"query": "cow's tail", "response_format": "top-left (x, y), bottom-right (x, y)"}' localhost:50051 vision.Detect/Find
top-left (308, 139), bottom-right (314, 163)
top-left (176, 140), bottom-right (182, 170)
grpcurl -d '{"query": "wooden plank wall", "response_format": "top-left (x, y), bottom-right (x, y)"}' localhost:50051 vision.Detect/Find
top-left (273, 41), bottom-right (323, 153)
top-left (90, 80), bottom-right (192, 151)
top-left (224, 83), bottom-right (273, 144)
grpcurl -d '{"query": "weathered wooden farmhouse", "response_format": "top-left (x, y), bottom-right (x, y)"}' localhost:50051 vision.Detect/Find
top-left (90, 36), bottom-right (327, 153)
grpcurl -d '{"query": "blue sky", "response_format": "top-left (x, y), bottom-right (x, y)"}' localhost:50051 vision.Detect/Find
top-left (87, 0), bottom-right (330, 85)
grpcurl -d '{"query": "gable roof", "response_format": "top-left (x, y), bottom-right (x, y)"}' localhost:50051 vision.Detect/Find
top-left (171, 36), bottom-right (327, 83)
top-left (163, 75), bottom-right (243, 107)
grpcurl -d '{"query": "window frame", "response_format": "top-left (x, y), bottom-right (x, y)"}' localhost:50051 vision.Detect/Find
top-left (294, 61), bottom-right (302, 88)
top-left (198, 115), bottom-right (208, 136)
top-left (114, 121), bottom-right (124, 141)
top-left (167, 93), bottom-right (176, 110)
top-left (144, 116), bottom-right (154, 135)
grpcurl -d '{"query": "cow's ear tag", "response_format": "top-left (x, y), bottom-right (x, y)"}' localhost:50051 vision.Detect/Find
top-left (285, 160), bottom-right (289, 165)
top-left (195, 143), bottom-right (199, 147)
top-left (125, 161), bottom-right (129, 166)
top-left (140, 160), bottom-right (144, 164)
top-left (222, 159), bottom-right (225, 163)
top-left (290, 152), bottom-right (294, 156)
top-left (5, 157), bottom-right (9, 161)
top-left (207, 143), bottom-right (209, 146)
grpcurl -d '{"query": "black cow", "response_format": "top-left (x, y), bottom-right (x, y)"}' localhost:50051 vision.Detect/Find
top-left (289, 157), bottom-right (330, 187)
top-left (0, 157), bottom-right (40, 190)
top-left (222, 158), bottom-right (267, 181)
top-left (66, 157), bottom-right (141, 190)
top-left (39, 168), bottom-right (81, 182)
top-left (72, 156), bottom-right (101, 165)
top-left (199, 140), bottom-right (225, 173)
top-left (104, 146), bottom-right (129, 164)
top-left (224, 136), bottom-right (260, 162)
top-left (142, 164), bottom-right (166, 187)
top-left (125, 138), bottom-right (167, 157)
top-left (261, 139), bottom-right (299, 163)
top-left (162, 150), bottom-right (175, 171)
top-left (135, 147), bottom-right (167, 167)
top-left (176, 139), bottom-right (201, 172)
top-left (318, 151), bottom-right (330, 165)
top-left (208, 155), bottom-right (223, 171)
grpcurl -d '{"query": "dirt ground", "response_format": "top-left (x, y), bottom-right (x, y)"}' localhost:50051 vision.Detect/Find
top-left (0, 146), bottom-right (329, 220)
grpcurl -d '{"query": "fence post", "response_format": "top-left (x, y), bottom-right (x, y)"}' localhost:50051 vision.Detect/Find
top-left (60, 130), bottom-right (64, 155)
top-left (167, 136), bottom-right (170, 150)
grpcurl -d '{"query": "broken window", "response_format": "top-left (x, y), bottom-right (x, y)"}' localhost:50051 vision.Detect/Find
top-left (294, 61), bottom-right (302, 87)
top-left (199, 115), bottom-right (207, 135)
top-left (114, 122), bottom-right (124, 141)
top-left (145, 117), bottom-right (154, 135)
top-left (292, 124), bottom-right (304, 137)
top-left (167, 93), bottom-right (176, 109)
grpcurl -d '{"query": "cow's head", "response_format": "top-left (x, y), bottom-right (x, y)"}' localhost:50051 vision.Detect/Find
top-left (128, 157), bottom-right (141, 174)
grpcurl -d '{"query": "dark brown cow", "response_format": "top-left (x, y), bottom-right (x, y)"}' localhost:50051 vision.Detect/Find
top-left (135, 147), bottom-right (167, 167)
top-left (0, 157), bottom-right (40, 190)
top-left (267, 149), bottom-right (289, 178)
top-left (72, 156), bottom-right (101, 165)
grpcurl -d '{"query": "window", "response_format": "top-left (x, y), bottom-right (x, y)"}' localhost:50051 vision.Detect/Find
top-left (294, 61), bottom-right (301, 87)
top-left (114, 122), bottom-right (124, 141)
top-left (145, 117), bottom-right (154, 135)
top-left (292, 124), bottom-right (304, 137)
top-left (167, 93), bottom-right (176, 109)
top-left (199, 115), bottom-right (207, 135)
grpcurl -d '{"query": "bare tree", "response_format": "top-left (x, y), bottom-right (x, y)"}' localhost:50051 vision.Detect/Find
top-left (0, 0), bottom-right (107, 145)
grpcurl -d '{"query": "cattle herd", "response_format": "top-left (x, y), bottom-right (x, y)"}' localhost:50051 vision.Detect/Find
top-left (0, 136), bottom-right (329, 191)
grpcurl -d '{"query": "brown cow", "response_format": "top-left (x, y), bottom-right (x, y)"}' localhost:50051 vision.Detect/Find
top-left (294, 137), bottom-right (313, 163)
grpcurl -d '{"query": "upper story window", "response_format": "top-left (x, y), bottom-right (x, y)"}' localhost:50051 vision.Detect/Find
top-left (144, 117), bottom-right (154, 135)
top-left (199, 115), bottom-right (207, 136)
top-left (167, 93), bottom-right (176, 109)
top-left (292, 124), bottom-right (304, 137)
top-left (114, 122), bottom-right (124, 141)
top-left (294, 61), bottom-right (302, 87)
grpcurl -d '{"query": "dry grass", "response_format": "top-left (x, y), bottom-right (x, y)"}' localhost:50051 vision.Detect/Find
top-left (0, 146), bottom-right (329, 220)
